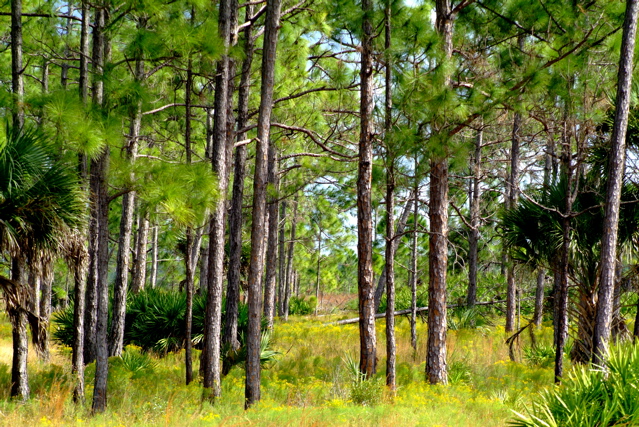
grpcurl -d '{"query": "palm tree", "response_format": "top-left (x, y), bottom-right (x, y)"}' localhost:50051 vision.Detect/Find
top-left (501, 174), bottom-right (639, 364)
top-left (0, 125), bottom-right (85, 400)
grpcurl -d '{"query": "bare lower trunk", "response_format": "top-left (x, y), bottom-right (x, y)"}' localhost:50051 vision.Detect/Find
top-left (263, 155), bottom-right (279, 327)
top-left (150, 225), bottom-right (158, 288)
top-left (38, 257), bottom-right (53, 361)
top-left (427, 158), bottom-right (448, 385)
top-left (357, 0), bottom-right (377, 379)
top-left (283, 196), bottom-right (298, 320)
top-left (385, 172), bottom-right (396, 391)
top-left (71, 239), bottom-right (87, 403)
top-left (506, 267), bottom-right (516, 332)
top-left (593, 0), bottom-right (639, 364)
top-left (245, 0), bottom-right (282, 407)
top-left (467, 128), bottom-right (482, 307)
top-left (277, 201), bottom-right (287, 316)
top-left (202, 0), bottom-right (235, 402)
top-left (533, 270), bottom-right (545, 327)
top-left (185, 228), bottom-right (195, 385)
top-left (131, 210), bottom-right (149, 294)
top-left (410, 186), bottom-right (418, 352)
top-left (11, 0), bottom-right (24, 128)
top-left (554, 217), bottom-right (570, 383)
top-left (10, 258), bottom-right (28, 401)
top-left (373, 195), bottom-right (414, 312)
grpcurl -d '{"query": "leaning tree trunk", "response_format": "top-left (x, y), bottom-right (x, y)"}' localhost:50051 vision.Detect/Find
top-left (373, 194), bottom-right (414, 312)
top-left (357, 0), bottom-right (377, 379)
top-left (593, 0), bottom-right (639, 365)
top-left (245, 0), bottom-right (282, 407)
top-left (426, 0), bottom-right (453, 386)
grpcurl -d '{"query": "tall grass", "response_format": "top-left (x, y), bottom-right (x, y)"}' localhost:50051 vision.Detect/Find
top-left (0, 312), bottom-right (556, 426)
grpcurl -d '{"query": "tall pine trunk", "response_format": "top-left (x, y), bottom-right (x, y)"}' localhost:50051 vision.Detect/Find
top-left (131, 209), bottom-right (149, 294)
top-left (593, 0), bottom-right (639, 364)
top-left (245, 0), bottom-right (283, 407)
top-left (202, 0), bottom-right (235, 401)
top-left (357, 0), bottom-right (377, 379)
top-left (11, 0), bottom-right (23, 128)
top-left (427, 0), bottom-right (452, 385)
top-left (264, 154), bottom-right (279, 327)
top-left (467, 127), bottom-right (482, 307)
top-left (110, 37), bottom-right (144, 356)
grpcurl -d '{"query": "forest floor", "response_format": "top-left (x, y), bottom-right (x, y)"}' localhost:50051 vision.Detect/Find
top-left (0, 303), bottom-right (557, 426)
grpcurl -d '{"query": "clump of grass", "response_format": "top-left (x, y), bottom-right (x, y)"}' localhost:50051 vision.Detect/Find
top-left (523, 344), bottom-right (554, 368)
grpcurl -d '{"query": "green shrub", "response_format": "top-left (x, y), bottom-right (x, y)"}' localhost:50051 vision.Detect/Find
top-left (448, 307), bottom-right (493, 331)
top-left (523, 344), bottom-right (554, 368)
top-left (511, 343), bottom-right (639, 426)
top-left (378, 286), bottom-right (428, 313)
top-left (289, 295), bottom-right (317, 315)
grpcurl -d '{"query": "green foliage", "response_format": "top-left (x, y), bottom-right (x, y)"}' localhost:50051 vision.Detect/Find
top-left (341, 353), bottom-right (384, 406)
top-left (448, 307), bottom-right (493, 331)
top-left (113, 346), bottom-right (158, 379)
top-left (288, 295), bottom-right (317, 315)
top-left (523, 345), bottom-right (555, 369)
top-left (378, 286), bottom-right (428, 313)
top-left (511, 343), bottom-right (639, 426)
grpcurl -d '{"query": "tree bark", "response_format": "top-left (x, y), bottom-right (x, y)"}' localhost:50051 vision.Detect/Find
top-left (131, 209), bottom-right (149, 294)
top-left (202, 0), bottom-right (235, 402)
top-left (150, 224), bottom-right (158, 288)
top-left (506, 110), bottom-right (522, 332)
top-left (410, 178), bottom-right (419, 352)
top-left (70, 237), bottom-right (87, 403)
top-left (357, 0), bottom-right (377, 380)
top-left (110, 41), bottom-right (144, 357)
top-left (264, 154), bottom-right (279, 327)
top-left (467, 127), bottom-right (482, 308)
top-left (426, 0), bottom-right (452, 386)
top-left (373, 195), bottom-right (414, 312)
top-left (245, 0), bottom-right (282, 407)
top-left (11, 0), bottom-right (24, 128)
top-left (533, 269), bottom-right (545, 327)
top-left (593, 0), bottom-right (639, 365)
top-left (10, 257), bottom-right (28, 401)
top-left (283, 196), bottom-right (298, 320)
top-left (38, 256), bottom-right (53, 361)
top-left (277, 201), bottom-right (287, 317)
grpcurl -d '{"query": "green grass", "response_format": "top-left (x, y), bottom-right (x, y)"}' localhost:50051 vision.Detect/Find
top-left (0, 313), bottom-right (556, 426)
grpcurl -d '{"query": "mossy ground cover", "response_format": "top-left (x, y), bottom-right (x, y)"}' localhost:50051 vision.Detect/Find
top-left (0, 312), bottom-right (555, 426)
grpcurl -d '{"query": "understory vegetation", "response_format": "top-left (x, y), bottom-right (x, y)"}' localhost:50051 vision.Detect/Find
top-left (0, 310), bottom-right (555, 426)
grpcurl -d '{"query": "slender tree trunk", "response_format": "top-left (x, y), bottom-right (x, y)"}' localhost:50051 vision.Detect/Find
top-left (467, 127), bottom-right (482, 307)
top-left (264, 156), bottom-right (279, 327)
top-left (110, 41), bottom-right (144, 357)
top-left (554, 216), bottom-right (571, 383)
top-left (385, 174), bottom-right (396, 391)
top-left (245, 0), bottom-right (282, 407)
top-left (185, 229), bottom-right (195, 385)
top-left (38, 256), bottom-right (53, 361)
top-left (11, 0), bottom-right (23, 128)
top-left (220, 12), bottom-right (250, 331)
top-left (202, 0), bottom-right (235, 402)
top-left (410, 177), bottom-right (419, 352)
top-left (373, 195), bottom-right (414, 311)
top-left (593, 0), bottom-right (639, 364)
top-left (506, 108), bottom-right (522, 332)
top-left (150, 224), bottom-right (158, 288)
top-left (71, 238), bottom-right (87, 403)
top-left (10, 257), bottom-right (28, 401)
top-left (315, 221), bottom-right (322, 315)
top-left (283, 197), bottom-right (298, 320)
top-left (131, 210), bottom-right (149, 294)
top-left (426, 0), bottom-right (453, 386)
top-left (533, 270), bottom-right (545, 327)
top-left (277, 201), bottom-right (287, 316)
top-left (90, 4), bottom-right (110, 413)
top-left (357, 0), bottom-right (377, 379)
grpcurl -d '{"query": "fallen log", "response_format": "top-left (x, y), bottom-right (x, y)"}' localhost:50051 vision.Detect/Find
top-left (329, 298), bottom-right (532, 326)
